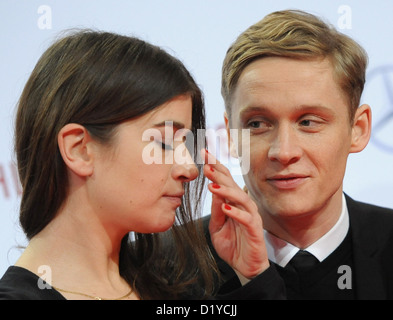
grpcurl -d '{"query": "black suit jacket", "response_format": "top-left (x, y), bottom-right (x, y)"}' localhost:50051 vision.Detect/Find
top-left (204, 194), bottom-right (393, 300)
top-left (346, 195), bottom-right (393, 299)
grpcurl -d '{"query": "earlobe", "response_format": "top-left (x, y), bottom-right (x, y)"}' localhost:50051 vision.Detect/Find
top-left (350, 104), bottom-right (372, 154)
top-left (224, 112), bottom-right (239, 158)
top-left (58, 123), bottom-right (94, 177)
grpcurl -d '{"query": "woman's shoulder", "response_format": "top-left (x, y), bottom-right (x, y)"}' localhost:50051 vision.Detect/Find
top-left (0, 266), bottom-right (65, 300)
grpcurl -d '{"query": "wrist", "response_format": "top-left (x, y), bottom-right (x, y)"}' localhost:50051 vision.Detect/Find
top-left (234, 260), bottom-right (270, 285)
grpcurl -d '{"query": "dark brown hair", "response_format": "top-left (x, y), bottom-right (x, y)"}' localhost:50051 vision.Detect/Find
top-left (15, 30), bottom-right (215, 299)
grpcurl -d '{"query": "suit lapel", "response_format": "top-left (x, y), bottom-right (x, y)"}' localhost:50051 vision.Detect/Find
top-left (346, 195), bottom-right (387, 299)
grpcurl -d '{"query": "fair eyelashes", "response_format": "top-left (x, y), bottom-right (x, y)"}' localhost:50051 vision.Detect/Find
top-left (244, 114), bottom-right (328, 134)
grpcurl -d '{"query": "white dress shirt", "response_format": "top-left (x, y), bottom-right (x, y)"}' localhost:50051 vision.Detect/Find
top-left (264, 193), bottom-right (349, 267)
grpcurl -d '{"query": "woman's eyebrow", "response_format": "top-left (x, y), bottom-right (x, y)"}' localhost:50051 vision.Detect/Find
top-left (153, 121), bottom-right (187, 130)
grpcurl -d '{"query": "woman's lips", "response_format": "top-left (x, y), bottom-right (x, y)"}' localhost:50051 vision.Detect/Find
top-left (163, 194), bottom-right (184, 207)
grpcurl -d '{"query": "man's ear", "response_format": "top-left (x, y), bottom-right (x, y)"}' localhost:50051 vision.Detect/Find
top-left (57, 123), bottom-right (94, 177)
top-left (350, 104), bottom-right (372, 154)
top-left (224, 112), bottom-right (238, 158)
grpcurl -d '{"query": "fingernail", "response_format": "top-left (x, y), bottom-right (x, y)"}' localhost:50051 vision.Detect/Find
top-left (210, 166), bottom-right (214, 172)
top-left (224, 204), bottom-right (231, 210)
top-left (212, 183), bottom-right (220, 189)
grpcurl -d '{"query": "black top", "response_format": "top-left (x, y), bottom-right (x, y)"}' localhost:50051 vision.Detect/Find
top-left (0, 266), bottom-right (65, 300)
top-left (0, 264), bottom-right (285, 300)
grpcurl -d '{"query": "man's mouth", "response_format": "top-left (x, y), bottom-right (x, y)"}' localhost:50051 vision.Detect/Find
top-left (266, 174), bottom-right (309, 190)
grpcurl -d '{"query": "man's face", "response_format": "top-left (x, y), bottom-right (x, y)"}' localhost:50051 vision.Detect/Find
top-left (227, 56), bottom-right (357, 224)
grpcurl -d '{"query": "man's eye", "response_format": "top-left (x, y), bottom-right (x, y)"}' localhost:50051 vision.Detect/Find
top-left (248, 121), bottom-right (261, 128)
top-left (300, 119), bottom-right (312, 126)
top-left (246, 119), bottom-right (271, 132)
top-left (299, 117), bottom-right (324, 128)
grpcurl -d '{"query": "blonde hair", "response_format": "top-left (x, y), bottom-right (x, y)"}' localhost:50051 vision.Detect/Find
top-left (222, 10), bottom-right (368, 121)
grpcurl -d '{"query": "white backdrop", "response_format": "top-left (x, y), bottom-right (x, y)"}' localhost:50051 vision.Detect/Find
top-left (1, 0), bottom-right (393, 275)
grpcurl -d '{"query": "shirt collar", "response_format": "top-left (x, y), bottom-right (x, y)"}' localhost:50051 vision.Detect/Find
top-left (264, 193), bottom-right (349, 267)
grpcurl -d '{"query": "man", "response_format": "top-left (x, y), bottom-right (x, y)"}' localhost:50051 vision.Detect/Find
top-left (206, 9), bottom-right (393, 299)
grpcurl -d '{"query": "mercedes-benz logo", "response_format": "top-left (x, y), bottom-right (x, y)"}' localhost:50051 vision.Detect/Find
top-left (363, 65), bottom-right (393, 153)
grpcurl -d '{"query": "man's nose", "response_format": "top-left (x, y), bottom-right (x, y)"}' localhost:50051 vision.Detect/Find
top-left (267, 124), bottom-right (302, 165)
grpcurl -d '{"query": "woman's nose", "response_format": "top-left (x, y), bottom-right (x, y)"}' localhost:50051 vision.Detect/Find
top-left (172, 144), bottom-right (199, 182)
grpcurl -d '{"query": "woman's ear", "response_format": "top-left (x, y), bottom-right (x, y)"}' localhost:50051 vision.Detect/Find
top-left (57, 123), bottom-right (94, 177)
top-left (350, 104), bottom-right (372, 154)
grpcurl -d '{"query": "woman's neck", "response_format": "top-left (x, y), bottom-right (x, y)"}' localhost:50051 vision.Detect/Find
top-left (15, 204), bottom-right (135, 299)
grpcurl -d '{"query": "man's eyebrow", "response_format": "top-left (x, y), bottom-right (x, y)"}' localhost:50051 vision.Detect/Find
top-left (294, 104), bottom-right (334, 113)
top-left (239, 104), bottom-right (335, 118)
top-left (293, 104), bottom-right (337, 118)
top-left (239, 106), bottom-right (272, 119)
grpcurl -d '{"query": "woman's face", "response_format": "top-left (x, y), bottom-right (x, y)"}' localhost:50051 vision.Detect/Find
top-left (88, 95), bottom-right (198, 235)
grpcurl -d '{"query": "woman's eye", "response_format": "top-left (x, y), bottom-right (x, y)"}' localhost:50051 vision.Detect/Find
top-left (160, 142), bottom-right (173, 150)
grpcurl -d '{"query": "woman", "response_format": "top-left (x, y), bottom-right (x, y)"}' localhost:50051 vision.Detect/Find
top-left (0, 30), bottom-right (268, 300)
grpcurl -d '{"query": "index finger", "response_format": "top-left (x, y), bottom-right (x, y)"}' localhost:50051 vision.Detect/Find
top-left (201, 148), bottom-right (240, 189)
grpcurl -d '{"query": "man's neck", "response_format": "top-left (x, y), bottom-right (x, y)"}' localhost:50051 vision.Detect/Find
top-left (261, 190), bottom-right (343, 249)
top-left (264, 194), bottom-right (349, 266)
